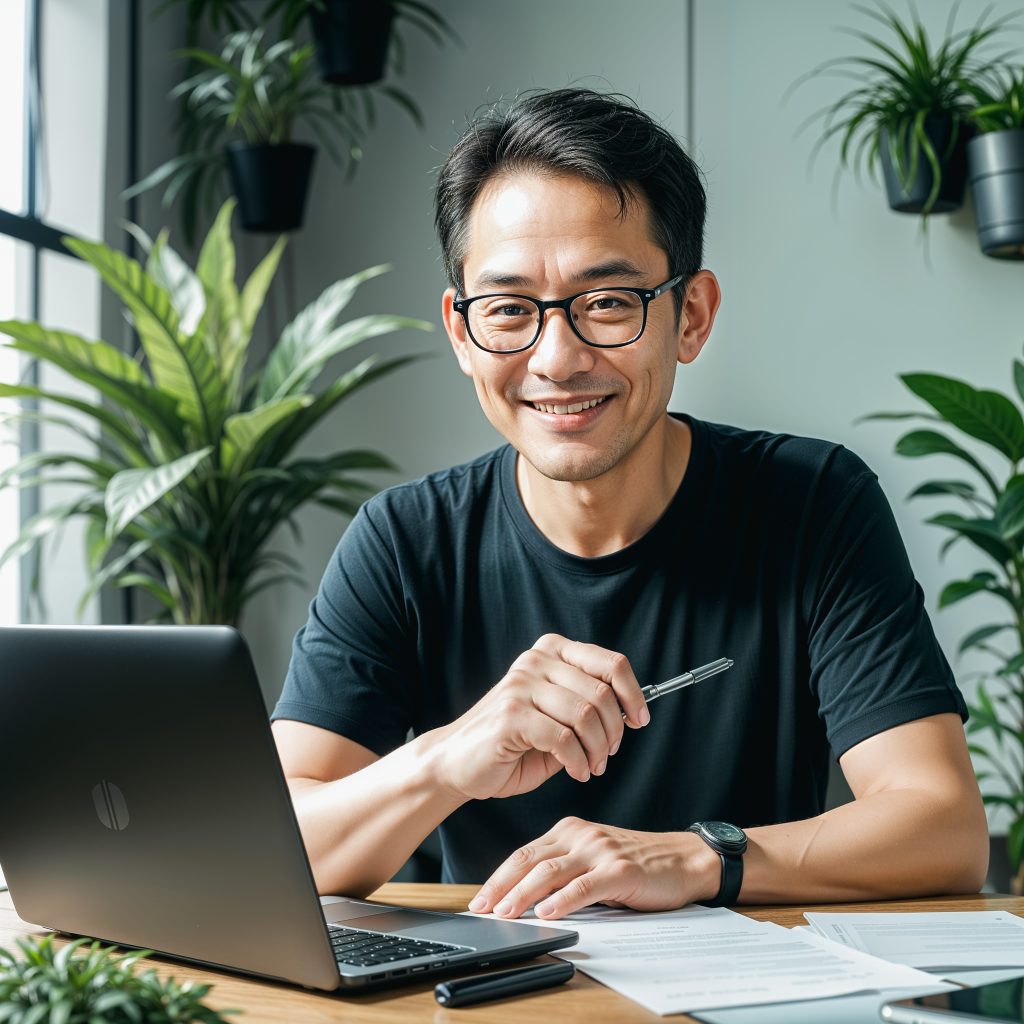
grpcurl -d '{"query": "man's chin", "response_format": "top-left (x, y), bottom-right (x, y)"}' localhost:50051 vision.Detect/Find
top-left (518, 444), bottom-right (622, 484)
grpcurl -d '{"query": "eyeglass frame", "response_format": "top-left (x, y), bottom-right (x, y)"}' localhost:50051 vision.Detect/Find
top-left (452, 274), bottom-right (684, 354)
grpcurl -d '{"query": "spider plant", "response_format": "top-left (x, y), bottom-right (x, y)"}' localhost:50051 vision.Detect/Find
top-left (964, 66), bottom-right (1024, 132)
top-left (0, 200), bottom-right (429, 626)
top-left (790, 2), bottom-right (1018, 215)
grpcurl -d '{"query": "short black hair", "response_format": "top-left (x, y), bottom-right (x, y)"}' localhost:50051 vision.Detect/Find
top-left (434, 87), bottom-right (706, 312)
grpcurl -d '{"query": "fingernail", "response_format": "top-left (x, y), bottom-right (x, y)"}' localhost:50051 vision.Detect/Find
top-left (598, 758), bottom-right (607, 775)
top-left (580, 768), bottom-right (591, 782)
top-left (611, 739), bottom-right (620, 755)
top-left (494, 899), bottom-right (512, 916)
top-left (468, 896), bottom-right (486, 912)
top-left (640, 707), bottom-right (651, 726)
top-left (536, 900), bottom-right (553, 916)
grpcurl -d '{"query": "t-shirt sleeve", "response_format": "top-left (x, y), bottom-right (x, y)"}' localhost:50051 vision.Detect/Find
top-left (803, 451), bottom-right (968, 759)
top-left (270, 502), bottom-right (417, 757)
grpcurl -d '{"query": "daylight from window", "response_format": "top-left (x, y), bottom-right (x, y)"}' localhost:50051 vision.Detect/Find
top-left (0, 0), bottom-right (28, 625)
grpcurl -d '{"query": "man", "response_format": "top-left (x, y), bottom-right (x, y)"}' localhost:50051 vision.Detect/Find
top-left (271, 88), bottom-right (987, 920)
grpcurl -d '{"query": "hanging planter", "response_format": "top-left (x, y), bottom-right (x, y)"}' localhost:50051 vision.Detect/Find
top-left (226, 142), bottom-right (316, 232)
top-left (965, 70), bottom-right (1024, 260)
top-left (309, 0), bottom-right (396, 85)
top-left (879, 115), bottom-right (969, 214)
top-left (790, 4), bottom-right (1013, 224)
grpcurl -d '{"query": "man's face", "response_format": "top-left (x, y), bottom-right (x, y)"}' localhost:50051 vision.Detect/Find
top-left (443, 171), bottom-right (690, 484)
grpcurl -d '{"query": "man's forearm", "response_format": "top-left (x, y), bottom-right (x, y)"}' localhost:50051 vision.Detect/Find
top-left (287, 730), bottom-right (464, 897)
top-left (740, 785), bottom-right (989, 904)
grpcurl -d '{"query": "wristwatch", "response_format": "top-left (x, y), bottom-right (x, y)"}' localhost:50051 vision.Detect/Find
top-left (687, 820), bottom-right (748, 907)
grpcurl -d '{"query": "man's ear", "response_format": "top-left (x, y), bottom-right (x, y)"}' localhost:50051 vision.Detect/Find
top-left (442, 288), bottom-right (474, 377)
top-left (677, 270), bottom-right (722, 365)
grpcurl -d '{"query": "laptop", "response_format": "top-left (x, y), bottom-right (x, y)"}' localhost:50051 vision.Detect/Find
top-left (0, 625), bottom-right (577, 992)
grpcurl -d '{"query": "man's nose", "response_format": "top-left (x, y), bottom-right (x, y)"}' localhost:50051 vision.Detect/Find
top-left (526, 307), bottom-right (597, 381)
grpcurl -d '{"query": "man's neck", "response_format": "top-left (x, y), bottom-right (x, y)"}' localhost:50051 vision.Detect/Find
top-left (515, 416), bottom-right (692, 558)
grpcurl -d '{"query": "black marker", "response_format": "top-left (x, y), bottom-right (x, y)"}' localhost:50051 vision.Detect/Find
top-left (434, 961), bottom-right (575, 1007)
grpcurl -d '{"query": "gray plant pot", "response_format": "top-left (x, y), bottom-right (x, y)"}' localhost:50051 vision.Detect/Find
top-left (968, 128), bottom-right (1024, 260)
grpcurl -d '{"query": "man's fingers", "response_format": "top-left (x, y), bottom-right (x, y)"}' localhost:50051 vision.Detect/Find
top-left (529, 667), bottom-right (618, 775)
top-left (534, 634), bottom-right (649, 728)
top-left (534, 864), bottom-right (631, 920)
top-left (470, 844), bottom-right (567, 916)
top-left (521, 708), bottom-right (592, 783)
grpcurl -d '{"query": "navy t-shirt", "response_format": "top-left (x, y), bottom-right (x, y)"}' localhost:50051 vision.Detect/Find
top-left (272, 415), bottom-right (967, 882)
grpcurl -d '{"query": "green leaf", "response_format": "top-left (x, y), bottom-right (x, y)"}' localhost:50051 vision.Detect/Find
top-left (255, 264), bottom-right (394, 404)
top-left (0, 497), bottom-right (100, 572)
top-left (900, 373), bottom-right (1024, 461)
top-left (76, 538), bottom-right (155, 616)
top-left (997, 475), bottom-right (1024, 539)
top-left (999, 651), bottom-right (1024, 675)
top-left (1014, 359), bottom-right (1024, 406)
top-left (927, 513), bottom-right (1013, 566)
top-left (105, 447), bottom-right (213, 541)
top-left (959, 623), bottom-right (1014, 654)
top-left (0, 319), bottom-right (145, 384)
top-left (194, 199), bottom-right (242, 370)
top-left (63, 236), bottom-right (225, 440)
top-left (1009, 816), bottom-right (1024, 872)
top-left (147, 230), bottom-right (206, 336)
top-left (240, 235), bottom-right (286, 338)
top-left (906, 480), bottom-right (978, 501)
top-left (938, 572), bottom-right (997, 609)
top-left (894, 429), bottom-right (1000, 496)
top-left (221, 396), bottom-right (312, 470)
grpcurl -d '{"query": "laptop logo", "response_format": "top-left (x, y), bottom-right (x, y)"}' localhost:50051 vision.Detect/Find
top-left (92, 780), bottom-right (130, 831)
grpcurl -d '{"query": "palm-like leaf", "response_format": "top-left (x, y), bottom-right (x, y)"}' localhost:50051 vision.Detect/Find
top-left (0, 200), bottom-right (429, 626)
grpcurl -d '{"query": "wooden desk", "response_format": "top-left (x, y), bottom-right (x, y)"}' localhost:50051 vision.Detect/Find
top-left (1, 886), bottom-right (1021, 1023)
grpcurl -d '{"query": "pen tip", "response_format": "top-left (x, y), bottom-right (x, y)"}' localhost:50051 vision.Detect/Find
top-left (726, 659), bottom-right (734, 668)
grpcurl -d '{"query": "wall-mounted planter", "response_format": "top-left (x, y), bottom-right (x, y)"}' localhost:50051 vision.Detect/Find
top-left (968, 128), bottom-right (1024, 260)
top-left (310, 0), bottom-right (395, 85)
top-left (879, 115), bottom-right (969, 214)
top-left (226, 143), bottom-right (316, 233)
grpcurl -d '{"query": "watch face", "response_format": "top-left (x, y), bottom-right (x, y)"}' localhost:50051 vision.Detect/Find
top-left (704, 821), bottom-right (747, 851)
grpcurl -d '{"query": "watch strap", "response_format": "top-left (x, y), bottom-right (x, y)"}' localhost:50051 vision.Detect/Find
top-left (707, 849), bottom-right (743, 907)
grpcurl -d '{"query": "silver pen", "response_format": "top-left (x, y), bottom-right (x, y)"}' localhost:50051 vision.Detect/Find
top-left (623, 657), bottom-right (734, 718)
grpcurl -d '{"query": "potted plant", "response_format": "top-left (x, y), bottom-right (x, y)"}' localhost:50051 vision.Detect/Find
top-left (0, 200), bottom-right (429, 626)
top-left (158, 0), bottom-right (454, 87)
top-left (127, 30), bottom-right (418, 234)
top-left (791, 4), bottom-right (1015, 217)
top-left (865, 360), bottom-right (1024, 894)
top-left (964, 67), bottom-right (1024, 259)
top-left (0, 935), bottom-right (235, 1022)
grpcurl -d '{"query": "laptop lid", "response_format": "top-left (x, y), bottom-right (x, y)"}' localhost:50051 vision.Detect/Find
top-left (0, 625), bottom-right (577, 991)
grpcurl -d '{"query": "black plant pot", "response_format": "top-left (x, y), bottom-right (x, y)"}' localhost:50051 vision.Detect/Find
top-left (226, 143), bottom-right (316, 233)
top-left (879, 115), bottom-right (969, 214)
top-left (309, 0), bottom-right (395, 86)
top-left (968, 128), bottom-right (1024, 260)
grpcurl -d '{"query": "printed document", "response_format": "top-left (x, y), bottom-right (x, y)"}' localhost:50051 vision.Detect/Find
top-left (804, 911), bottom-right (1024, 970)
top-left (469, 905), bottom-right (948, 1015)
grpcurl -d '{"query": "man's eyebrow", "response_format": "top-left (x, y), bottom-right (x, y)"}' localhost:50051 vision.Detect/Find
top-left (472, 259), bottom-right (648, 292)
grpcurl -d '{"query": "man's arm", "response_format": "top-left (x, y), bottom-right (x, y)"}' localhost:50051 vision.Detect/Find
top-left (274, 634), bottom-right (651, 896)
top-left (469, 712), bottom-right (989, 920)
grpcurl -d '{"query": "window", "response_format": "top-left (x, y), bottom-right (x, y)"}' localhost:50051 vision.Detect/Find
top-left (0, 0), bottom-right (108, 625)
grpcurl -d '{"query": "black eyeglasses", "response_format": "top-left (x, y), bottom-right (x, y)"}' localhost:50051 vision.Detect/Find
top-left (452, 275), bottom-right (683, 354)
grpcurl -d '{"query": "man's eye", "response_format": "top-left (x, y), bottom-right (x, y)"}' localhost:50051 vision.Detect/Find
top-left (481, 302), bottom-right (532, 318)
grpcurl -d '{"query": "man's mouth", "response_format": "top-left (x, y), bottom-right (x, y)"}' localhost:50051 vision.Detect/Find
top-left (529, 396), bottom-right (610, 415)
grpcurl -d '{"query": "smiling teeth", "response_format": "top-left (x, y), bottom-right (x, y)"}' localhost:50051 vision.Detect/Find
top-left (532, 397), bottom-right (607, 415)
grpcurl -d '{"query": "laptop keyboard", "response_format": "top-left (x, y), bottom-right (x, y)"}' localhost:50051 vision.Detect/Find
top-left (328, 924), bottom-right (471, 968)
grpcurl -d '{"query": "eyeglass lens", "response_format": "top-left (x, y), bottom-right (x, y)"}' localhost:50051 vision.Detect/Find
top-left (468, 289), bottom-right (645, 351)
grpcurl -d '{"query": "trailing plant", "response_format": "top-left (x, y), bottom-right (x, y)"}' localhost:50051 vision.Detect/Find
top-left (865, 355), bottom-right (1024, 892)
top-left (0, 199), bottom-right (429, 626)
top-left (0, 934), bottom-right (237, 1023)
top-left (128, 30), bottom-right (420, 240)
top-left (964, 66), bottom-right (1024, 133)
top-left (790, 2), bottom-right (1017, 214)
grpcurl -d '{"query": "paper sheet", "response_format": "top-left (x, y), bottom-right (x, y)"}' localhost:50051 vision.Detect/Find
top-left (468, 905), bottom-right (950, 1015)
top-left (804, 911), bottom-right (1024, 969)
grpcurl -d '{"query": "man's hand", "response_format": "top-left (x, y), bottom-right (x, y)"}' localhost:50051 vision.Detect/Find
top-left (467, 817), bottom-right (721, 920)
top-left (431, 634), bottom-right (650, 802)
